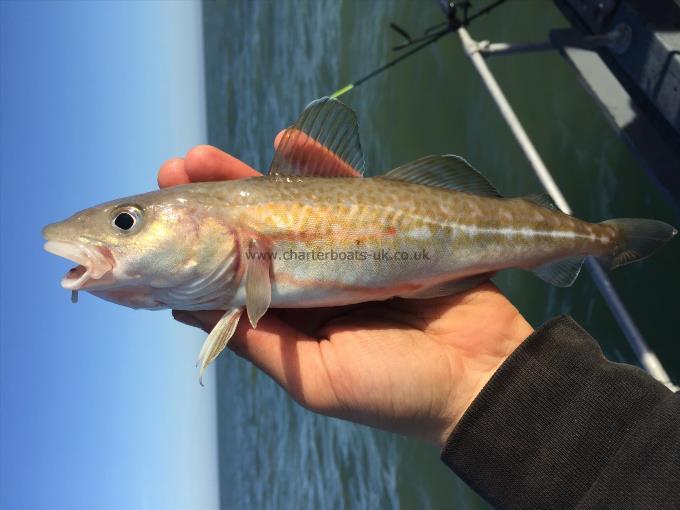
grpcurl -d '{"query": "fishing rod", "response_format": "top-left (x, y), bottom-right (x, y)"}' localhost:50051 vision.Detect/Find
top-left (329, 0), bottom-right (509, 99)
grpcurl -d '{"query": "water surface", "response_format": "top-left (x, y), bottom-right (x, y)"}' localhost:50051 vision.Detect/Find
top-left (202, 1), bottom-right (680, 507)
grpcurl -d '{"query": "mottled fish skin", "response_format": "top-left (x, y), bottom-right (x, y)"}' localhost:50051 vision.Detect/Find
top-left (41, 97), bottom-right (677, 378)
top-left (42, 176), bottom-right (618, 311)
top-left (187, 176), bottom-right (617, 308)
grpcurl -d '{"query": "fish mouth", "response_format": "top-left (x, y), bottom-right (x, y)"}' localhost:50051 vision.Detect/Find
top-left (43, 240), bottom-right (115, 290)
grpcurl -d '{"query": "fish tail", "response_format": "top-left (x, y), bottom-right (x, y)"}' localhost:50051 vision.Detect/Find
top-left (600, 218), bottom-right (677, 270)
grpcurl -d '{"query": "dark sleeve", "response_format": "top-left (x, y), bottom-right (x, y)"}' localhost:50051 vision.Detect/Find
top-left (441, 315), bottom-right (680, 509)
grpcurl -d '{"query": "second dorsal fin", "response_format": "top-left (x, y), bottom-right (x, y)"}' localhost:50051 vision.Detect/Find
top-left (379, 155), bottom-right (501, 197)
top-left (268, 97), bottom-right (365, 178)
top-left (522, 193), bottom-right (560, 211)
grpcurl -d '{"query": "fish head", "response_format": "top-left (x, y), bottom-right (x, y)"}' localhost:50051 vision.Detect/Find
top-left (43, 188), bottom-right (236, 309)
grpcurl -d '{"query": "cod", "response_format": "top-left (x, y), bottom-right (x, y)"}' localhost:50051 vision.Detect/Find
top-left (43, 98), bottom-right (677, 381)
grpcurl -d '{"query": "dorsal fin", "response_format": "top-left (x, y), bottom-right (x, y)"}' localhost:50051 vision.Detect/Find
top-left (379, 155), bottom-right (501, 197)
top-left (523, 193), bottom-right (559, 211)
top-left (268, 97), bottom-right (364, 178)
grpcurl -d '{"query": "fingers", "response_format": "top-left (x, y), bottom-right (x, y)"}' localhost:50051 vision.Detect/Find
top-left (173, 309), bottom-right (338, 411)
top-left (276, 304), bottom-right (364, 338)
top-left (274, 129), bottom-right (286, 148)
top-left (184, 145), bottom-right (261, 181)
top-left (160, 125), bottom-right (354, 189)
top-left (158, 145), bottom-right (261, 190)
top-left (158, 158), bottom-right (191, 188)
top-left (229, 313), bottom-right (338, 411)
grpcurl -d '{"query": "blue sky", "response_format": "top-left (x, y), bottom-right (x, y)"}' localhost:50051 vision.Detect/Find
top-left (0, 2), bottom-right (219, 509)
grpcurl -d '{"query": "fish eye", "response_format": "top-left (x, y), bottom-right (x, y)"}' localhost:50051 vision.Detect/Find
top-left (111, 206), bottom-right (142, 233)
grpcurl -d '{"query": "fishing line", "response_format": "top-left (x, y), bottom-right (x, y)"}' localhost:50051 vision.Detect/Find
top-left (329, 0), bottom-right (509, 99)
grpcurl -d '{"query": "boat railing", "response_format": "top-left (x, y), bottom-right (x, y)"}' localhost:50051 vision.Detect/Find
top-left (458, 26), bottom-right (677, 391)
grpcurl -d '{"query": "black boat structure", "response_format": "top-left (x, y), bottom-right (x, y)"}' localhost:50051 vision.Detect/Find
top-left (331, 0), bottom-right (680, 389)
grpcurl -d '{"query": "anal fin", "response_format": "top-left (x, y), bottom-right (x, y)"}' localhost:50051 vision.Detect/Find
top-left (531, 256), bottom-right (585, 287)
top-left (399, 273), bottom-right (492, 299)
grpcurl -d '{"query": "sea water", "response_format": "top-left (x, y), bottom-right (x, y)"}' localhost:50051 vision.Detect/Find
top-left (202, 1), bottom-right (680, 508)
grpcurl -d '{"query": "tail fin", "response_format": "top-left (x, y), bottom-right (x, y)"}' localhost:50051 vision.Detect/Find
top-left (600, 219), bottom-right (677, 270)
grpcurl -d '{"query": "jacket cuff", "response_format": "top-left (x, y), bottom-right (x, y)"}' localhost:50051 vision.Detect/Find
top-left (440, 315), bottom-right (669, 509)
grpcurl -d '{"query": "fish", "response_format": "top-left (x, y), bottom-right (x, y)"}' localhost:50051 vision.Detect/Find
top-left (43, 97), bottom-right (677, 382)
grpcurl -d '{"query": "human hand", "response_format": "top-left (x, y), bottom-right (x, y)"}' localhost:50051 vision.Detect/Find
top-left (158, 144), bottom-right (534, 447)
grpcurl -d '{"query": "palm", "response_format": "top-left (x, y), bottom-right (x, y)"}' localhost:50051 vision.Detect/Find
top-left (159, 145), bottom-right (532, 445)
top-left (256, 283), bottom-right (527, 444)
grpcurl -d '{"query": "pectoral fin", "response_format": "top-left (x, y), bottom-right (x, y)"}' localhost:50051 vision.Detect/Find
top-left (197, 307), bottom-right (243, 385)
top-left (245, 239), bottom-right (272, 328)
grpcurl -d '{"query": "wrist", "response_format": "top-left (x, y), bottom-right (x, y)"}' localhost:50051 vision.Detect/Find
top-left (436, 311), bottom-right (533, 447)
